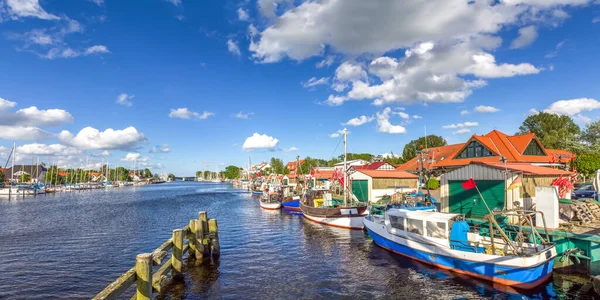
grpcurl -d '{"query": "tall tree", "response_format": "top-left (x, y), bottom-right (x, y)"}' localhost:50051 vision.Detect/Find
top-left (582, 120), bottom-right (600, 148)
top-left (518, 112), bottom-right (581, 152)
top-left (143, 168), bottom-right (152, 178)
top-left (575, 153), bottom-right (600, 178)
top-left (167, 173), bottom-right (175, 181)
top-left (269, 158), bottom-right (286, 174)
top-left (402, 135), bottom-right (447, 161)
top-left (223, 165), bottom-right (240, 179)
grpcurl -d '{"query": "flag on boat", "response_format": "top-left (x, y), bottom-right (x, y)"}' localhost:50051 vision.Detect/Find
top-left (461, 178), bottom-right (476, 190)
top-left (507, 176), bottom-right (522, 190)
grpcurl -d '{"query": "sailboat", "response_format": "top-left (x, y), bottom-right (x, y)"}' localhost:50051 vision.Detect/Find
top-left (300, 129), bottom-right (368, 229)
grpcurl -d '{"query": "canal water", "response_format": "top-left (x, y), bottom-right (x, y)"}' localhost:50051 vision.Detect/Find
top-left (0, 182), bottom-right (595, 299)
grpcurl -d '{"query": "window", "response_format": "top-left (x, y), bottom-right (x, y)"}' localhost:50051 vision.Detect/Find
top-left (389, 215), bottom-right (405, 231)
top-left (407, 218), bottom-right (424, 235)
top-left (457, 141), bottom-right (496, 159)
top-left (523, 140), bottom-right (545, 156)
top-left (426, 221), bottom-right (447, 239)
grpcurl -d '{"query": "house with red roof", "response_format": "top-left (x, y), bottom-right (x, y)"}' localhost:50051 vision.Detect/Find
top-left (286, 160), bottom-right (304, 175)
top-left (397, 130), bottom-right (574, 173)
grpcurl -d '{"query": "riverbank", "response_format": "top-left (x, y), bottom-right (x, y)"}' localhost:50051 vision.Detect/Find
top-left (0, 182), bottom-right (595, 299)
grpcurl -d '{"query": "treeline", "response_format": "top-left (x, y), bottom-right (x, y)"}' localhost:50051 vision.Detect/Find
top-left (44, 165), bottom-right (154, 184)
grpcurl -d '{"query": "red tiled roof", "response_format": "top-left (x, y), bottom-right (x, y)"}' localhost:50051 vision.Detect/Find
top-left (313, 170), bottom-right (334, 179)
top-left (398, 130), bottom-right (575, 171)
top-left (357, 170), bottom-right (418, 179)
top-left (472, 161), bottom-right (572, 176)
top-left (397, 144), bottom-right (464, 171)
top-left (58, 171), bottom-right (68, 177)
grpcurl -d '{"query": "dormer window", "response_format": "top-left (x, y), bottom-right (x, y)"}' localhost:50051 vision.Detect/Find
top-left (457, 141), bottom-right (495, 159)
top-left (523, 139), bottom-right (545, 156)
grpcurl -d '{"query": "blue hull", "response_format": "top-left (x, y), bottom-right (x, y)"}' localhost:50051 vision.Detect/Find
top-left (365, 227), bottom-right (553, 289)
top-left (251, 191), bottom-right (262, 196)
top-left (282, 200), bottom-right (302, 215)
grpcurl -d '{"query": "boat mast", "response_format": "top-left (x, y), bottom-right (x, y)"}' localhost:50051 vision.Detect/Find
top-left (11, 142), bottom-right (15, 184)
top-left (343, 128), bottom-right (348, 207)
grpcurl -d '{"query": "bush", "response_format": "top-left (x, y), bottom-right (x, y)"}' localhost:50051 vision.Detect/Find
top-left (427, 178), bottom-right (440, 190)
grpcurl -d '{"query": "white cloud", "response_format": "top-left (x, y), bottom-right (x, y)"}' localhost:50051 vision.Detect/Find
top-left (302, 77), bottom-right (329, 88)
top-left (544, 98), bottom-right (600, 116)
top-left (593, 17), bottom-right (600, 24)
top-left (257, 0), bottom-right (290, 18)
top-left (165, 0), bottom-right (181, 6)
top-left (234, 111), bottom-right (254, 119)
top-left (58, 126), bottom-right (147, 150)
top-left (248, 24), bottom-right (259, 37)
top-left (150, 144), bottom-right (170, 153)
top-left (413, 115), bottom-right (422, 119)
top-left (510, 25), bottom-right (538, 49)
top-left (460, 110), bottom-right (470, 115)
top-left (528, 108), bottom-right (539, 115)
top-left (329, 129), bottom-right (345, 138)
top-left (474, 105), bottom-right (500, 113)
top-left (335, 61), bottom-right (367, 82)
top-left (89, 0), bottom-right (104, 6)
top-left (453, 128), bottom-right (471, 134)
top-left (227, 39), bottom-right (241, 56)
top-left (574, 114), bottom-right (592, 124)
top-left (376, 107), bottom-right (406, 134)
top-left (242, 133), bottom-right (279, 150)
top-left (443, 122), bottom-right (479, 129)
top-left (121, 152), bottom-right (150, 162)
top-left (85, 45), bottom-right (110, 55)
top-left (116, 93), bottom-right (134, 107)
top-left (316, 55), bottom-right (335, 68)
top-left (237, 8), bottom-right (249, 21)
top-left (394, 111), bottom-right (410, 119)
top-left (169, 108), bottom-right (214, 119)
top-left (545, 41), bottom-right (566, 58)
top-left (283, 146), bottom-right (298, 152)
top-left (16, 143), bottom-right (82, 156)
top-left (0, 126), bottom-right (54, 140)
top-left (342, 115), bottom-right (374, 126)
top-left (0, 97), bottom-right (17, 110)
top-left (4, 0), bottom-right (59, 20)
top-left (324, 95), bottom-right (347, 106)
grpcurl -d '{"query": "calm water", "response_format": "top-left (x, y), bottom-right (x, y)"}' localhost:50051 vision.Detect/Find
top-left (0, 182), bottom-right (596, 299)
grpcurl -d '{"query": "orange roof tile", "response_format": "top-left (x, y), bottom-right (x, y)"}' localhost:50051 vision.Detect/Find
top-left (397, 129), bottom-right (575, 170)
top-left (397, 144), bottom-right (464, 171)
top-left (357, 170), bottom-right (418, 179)
top-left (312, 170), bottom-right (334, 179)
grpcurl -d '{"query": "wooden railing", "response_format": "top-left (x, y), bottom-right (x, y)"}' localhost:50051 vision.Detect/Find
top-left (93, 211), bottom-right (220, 300)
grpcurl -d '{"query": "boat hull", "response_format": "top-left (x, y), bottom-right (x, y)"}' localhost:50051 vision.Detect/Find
top-left (282, 200), bottom-right (301, 211)
top-left (251, 191), bottom-right (262, 196)
top-left (303, 213), bottom-right (365, 230)
top-left (260, 201), bottom-right (281, 210)
top-left (300, 202), bottom-right (368, 230)
top-left (363, 218), bottom-right (555, 289)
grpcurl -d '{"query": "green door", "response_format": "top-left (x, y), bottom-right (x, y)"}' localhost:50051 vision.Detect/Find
top-left (283, 178), bottom-right (289, 185)
top-left (352, 180), bottom-right (369, 202)
top-left (448, 180), bottom-right (505, 219)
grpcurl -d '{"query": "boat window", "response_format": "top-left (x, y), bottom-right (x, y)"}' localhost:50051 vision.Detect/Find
top-left (426, 221), bottom-right (447, 239)
top-left (406, 218), bottom-right (424, 235)
top-left (388, 215), bottom-right (405, 231)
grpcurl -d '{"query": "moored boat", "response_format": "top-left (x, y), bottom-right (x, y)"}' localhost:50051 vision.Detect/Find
top-left (260, 192), bottom-right (282, 210)
top-left (363, 208), bottom-right (557, 289)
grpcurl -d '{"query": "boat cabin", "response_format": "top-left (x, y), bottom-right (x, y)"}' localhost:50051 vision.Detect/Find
top-left (384, 210), bottom-right (460, 246)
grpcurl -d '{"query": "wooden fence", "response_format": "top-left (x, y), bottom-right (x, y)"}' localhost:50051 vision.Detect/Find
top-left (93, 211), bottom-right (220, 300)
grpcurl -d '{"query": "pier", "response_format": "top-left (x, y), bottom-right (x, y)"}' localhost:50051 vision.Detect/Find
top-left (93, 211), bottom-right (220, 300)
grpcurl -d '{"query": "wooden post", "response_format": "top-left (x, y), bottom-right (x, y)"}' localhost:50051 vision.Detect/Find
top-left (208, 218), bottom-right (220, 257)
top-left (193, 220), bottom-right (204, 265)
top-left (199, 211), bottom-right (209, 255)
top-left (488, 217), bottom-right (496, 255)
top-left (188, 219), bottom-right (197, 258)
top-left (171, 229), bottom-right (183, 281)
top-left (135, 253), bottom-right (153, 300)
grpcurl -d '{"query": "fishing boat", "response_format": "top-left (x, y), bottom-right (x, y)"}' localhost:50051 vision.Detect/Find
top-left (259, 191), bottom-right (282, 210)
top-left (364, 207), bottom-right (557, 289)
top-left (300, 129), bottom-right (368, 230)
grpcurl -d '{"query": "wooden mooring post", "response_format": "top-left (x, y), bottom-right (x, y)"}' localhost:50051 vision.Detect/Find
top-left (93, 211), bottom-right (220, 300)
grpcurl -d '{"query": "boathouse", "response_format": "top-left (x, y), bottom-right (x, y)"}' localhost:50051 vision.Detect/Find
top-left (349, 170), bottom-right (418, 203)
top-left (439, 162), bottom-right (572, 219)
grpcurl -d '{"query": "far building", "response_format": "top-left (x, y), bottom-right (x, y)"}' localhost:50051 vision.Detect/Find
top-left (2, 165), bottom-right (47, 183)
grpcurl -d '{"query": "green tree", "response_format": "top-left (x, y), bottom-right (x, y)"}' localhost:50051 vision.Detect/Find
top-left (269, 158), bottom-right (286, 174)
top-left (402, 135), bottom-right (447, 161)
top-left (167, 173), bottom-right (175, 181)
top-left (20, 173), bottom-right (30, 183)
top-left (338, 153), bottom-right (373, 162)
top-left (582, 120), bottom-right (600, 149)
top-left (261, 167), bottom-right (273, 176)
top-left (518, 112), bottom-right (581, 152)
top-left (327, 158), bottom-right (341, 167)
top-left (203, 170), bottom-right (211, 179)
top-left (44, 166), bottom-right (59, 182)
top-left (143, 168), bottom-right (152, 178)
top-left (575, 153), bottom-right (600, 178)
top-left (282, 166), bottom-right (290, 175)
top-left (196, 171), bottom-right (202, 178)
top-left (223, 165), bottom-right (240, 179)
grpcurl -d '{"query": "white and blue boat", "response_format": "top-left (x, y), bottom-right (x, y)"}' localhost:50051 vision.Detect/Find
top-left (363, 209), bottom-right (557, 289)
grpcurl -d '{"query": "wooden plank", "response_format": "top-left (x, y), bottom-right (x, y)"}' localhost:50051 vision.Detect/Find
top-left (152, 251), bottom-right (168, 266)
top-left (152, 238), bottom-right (173, 255)
top-left (93, 267), bottom-right (136, 300)
top-left (151, 260), bottom-right (172, 293)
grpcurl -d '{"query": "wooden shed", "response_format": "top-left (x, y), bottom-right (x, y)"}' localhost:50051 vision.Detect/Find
top-left (349, 170), bottom-right (419, 203)
top-left (439, 161), bottom-right (572, 219)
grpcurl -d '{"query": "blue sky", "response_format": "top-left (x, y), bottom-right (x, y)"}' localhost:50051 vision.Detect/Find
top-left (0, 0), bottom-right (599, 176)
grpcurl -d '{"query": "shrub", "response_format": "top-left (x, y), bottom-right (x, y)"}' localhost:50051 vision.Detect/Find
top-left (427, 178), bottom-right (440, 190)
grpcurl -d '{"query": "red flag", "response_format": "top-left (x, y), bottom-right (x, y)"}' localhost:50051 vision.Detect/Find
top-left (257, 171), bottom-right (261, 177)
top-left (550, 156), bottom-right (555, 164)
top-left (462, 178), bottom-right (476, 190)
